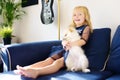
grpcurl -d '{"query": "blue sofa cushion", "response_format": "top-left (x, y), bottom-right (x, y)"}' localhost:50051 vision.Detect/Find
top-left (0, 71), bottom-right (33, 80)
top-left (106, 75), bottom-right (120, 80)
top-left (0, 70), bottom-right (112, 80)
top-left (38, 70), bottom-right (112, 80)
top-left (83, 28), bottom-right (111, 71)
top-left (106, 25), bottom-right (120, 73)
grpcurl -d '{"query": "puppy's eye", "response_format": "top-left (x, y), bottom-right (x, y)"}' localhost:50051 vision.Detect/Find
top-left (65, 34), bottom-right (67, 36)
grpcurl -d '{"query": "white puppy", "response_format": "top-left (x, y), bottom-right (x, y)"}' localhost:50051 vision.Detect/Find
top-left (63, 27), bottom-right (90, 72)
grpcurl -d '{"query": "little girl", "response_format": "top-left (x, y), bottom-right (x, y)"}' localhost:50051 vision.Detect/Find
top-left (14, 6), bottom-right (93, 78)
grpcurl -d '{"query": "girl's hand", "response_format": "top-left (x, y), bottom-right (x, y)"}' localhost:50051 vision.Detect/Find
top-left (62, 41), bottom-right (68, 50)
top-left (62, 41), bottom-right (71, 51)
top-left (65, 42), bottom-right (71, 51)
top-left (62, 40), bottom-right (67, 47)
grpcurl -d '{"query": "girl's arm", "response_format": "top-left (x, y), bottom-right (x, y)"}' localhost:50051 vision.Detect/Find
top-left (69, 26), bottom-right (91, 47)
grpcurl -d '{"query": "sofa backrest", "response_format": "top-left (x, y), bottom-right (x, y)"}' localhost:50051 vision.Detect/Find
top-left (83, 28), bottom-right (111, 71)
top-left (106, 25), bottom-right (120, 73)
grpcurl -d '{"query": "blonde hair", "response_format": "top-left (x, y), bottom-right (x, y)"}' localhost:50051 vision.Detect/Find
top-left (70, 6), bottom-right (93, 32)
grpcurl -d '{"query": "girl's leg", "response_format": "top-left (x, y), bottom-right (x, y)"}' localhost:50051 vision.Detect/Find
top-left (16, 57), bottom-right (64, 78)
top-left (14, 57), bottom-right (54, 74)
top-left (25, 57), bottom-right (54, 68)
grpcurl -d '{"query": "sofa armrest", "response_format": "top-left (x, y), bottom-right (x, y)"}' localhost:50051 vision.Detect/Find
top-left (0, 40), bottom-right (61, 71)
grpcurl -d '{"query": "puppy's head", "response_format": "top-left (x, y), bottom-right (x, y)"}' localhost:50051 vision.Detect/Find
top-left (63, 27), bottom-right (80, 41)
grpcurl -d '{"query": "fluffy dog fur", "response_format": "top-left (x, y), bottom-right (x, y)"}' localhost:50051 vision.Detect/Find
top-left (63, 27), bottom-right (90, 72)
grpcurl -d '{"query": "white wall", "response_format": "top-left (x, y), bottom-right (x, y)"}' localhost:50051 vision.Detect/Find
top-left (14, 0), bottom-right (120, 43)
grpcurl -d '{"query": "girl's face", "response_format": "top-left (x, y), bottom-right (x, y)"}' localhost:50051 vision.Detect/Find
top-left (72, 10), bottom-right (85, 27)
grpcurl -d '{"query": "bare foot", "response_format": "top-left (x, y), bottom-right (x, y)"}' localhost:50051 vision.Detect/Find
top-left (15, 65), bottom-right (39, 79)
top-left (14, 69), bottom-right (23, 75)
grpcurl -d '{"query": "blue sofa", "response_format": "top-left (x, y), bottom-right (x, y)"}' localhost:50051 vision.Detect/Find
top-left (0, 25), bottom-right (120, 80)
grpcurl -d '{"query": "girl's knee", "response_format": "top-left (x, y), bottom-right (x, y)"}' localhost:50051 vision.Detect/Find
top-left (45, 57), bottom-right (54, 62)
top-left (54, 58), bottom-right (64, 66)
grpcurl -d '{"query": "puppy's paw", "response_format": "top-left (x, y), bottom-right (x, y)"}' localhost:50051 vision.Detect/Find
top-left (66, 68), bottom-right (71, 71)
top-left (82, 69), bottom-right (90, 73)
top-left (71, 67), bottom-right (78, 72)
